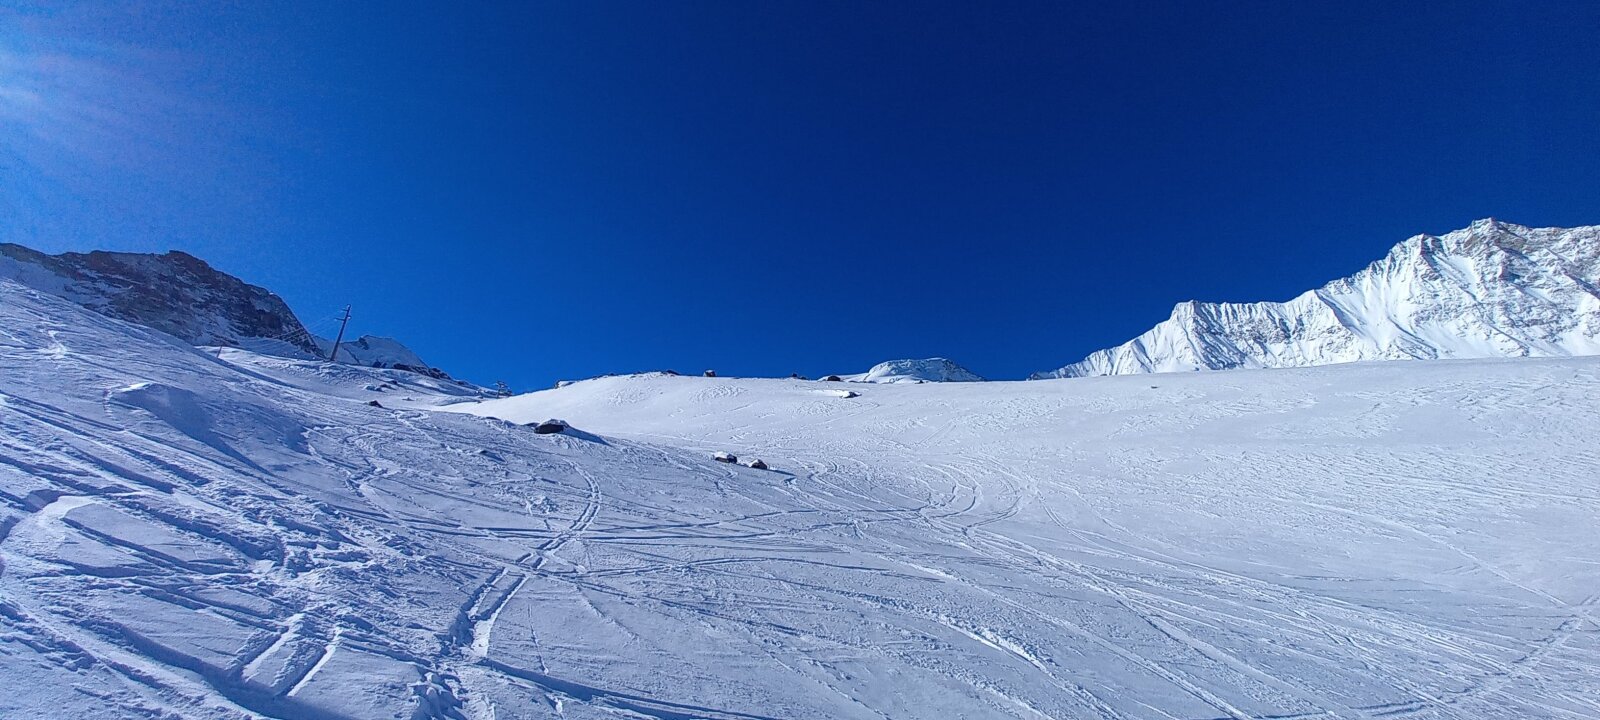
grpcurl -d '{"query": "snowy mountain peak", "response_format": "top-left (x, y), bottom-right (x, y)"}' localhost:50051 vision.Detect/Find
top-left (1033, 220), bottom-right (1600, 379)
top-left (0, 242), bottom-right (451, 379)
top-left (843, 357), bottom-right (986, 383)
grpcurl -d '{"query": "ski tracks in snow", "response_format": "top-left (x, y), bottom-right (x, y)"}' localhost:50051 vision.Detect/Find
top-left (8, 281), bottom-right (1600, 720)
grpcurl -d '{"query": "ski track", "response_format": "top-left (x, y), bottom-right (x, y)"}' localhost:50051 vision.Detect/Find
top-left (5, 282), bottom-right (1600, 718)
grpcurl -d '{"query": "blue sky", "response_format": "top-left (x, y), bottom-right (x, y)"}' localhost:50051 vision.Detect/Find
top-left (3, 2), bottom-right (1598, 387)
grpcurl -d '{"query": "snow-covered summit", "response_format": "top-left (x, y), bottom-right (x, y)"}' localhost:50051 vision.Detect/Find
top-left (842, 357), bottom-right (986, 383)
top-left (312, 334), bottom-right (444, 378)
top-left (1034, 219), bottom-right (1600, 378)
top-left (0, 242), bottom-right (451, 379)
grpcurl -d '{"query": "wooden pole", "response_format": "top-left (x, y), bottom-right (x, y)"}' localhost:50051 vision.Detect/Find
top-left (328, 305), bottom-right (352, 362)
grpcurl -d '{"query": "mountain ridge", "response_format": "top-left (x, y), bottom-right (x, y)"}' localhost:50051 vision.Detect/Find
top-left (841, 357), bottom-right (986, 383)
top-left (0, 242), bottom-right (453, 380)
top-left (1033, 219), bottom-right (1600, 379)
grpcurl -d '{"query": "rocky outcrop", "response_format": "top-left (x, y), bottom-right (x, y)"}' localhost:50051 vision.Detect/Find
top-left (0, 243), bottom-right (453, 379)
top-left (1, 243), bottom-right (319, 355)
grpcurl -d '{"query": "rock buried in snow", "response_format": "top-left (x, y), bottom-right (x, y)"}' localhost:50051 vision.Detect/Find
top-left (530, 419), bottom-right (569, 434)
top-left (713, 451), bottom-right (737, 463)
top-left (740, 458), bottom-right (768, 470)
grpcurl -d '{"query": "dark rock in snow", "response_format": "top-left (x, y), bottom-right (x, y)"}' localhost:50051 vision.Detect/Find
top-left (0, 242), bottom-right (457, 381)
top-left (740, 458), bottom-right (768, 470)
top-left (713, 451), bottom-right (737, 463)
top-left (389, 363), bottom-right (450, 380)
top-left (531, 419), bottom-right (569, 435)
top-left (704, 370), bottom-right (717, 377)
top-left (821, 375), bottom-right (842, 382)
top-left (0, 243), bottom-right (318, 354)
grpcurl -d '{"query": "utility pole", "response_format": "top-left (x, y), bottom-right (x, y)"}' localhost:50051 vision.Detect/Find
top-left (328, 305), bottom-right (352, 362)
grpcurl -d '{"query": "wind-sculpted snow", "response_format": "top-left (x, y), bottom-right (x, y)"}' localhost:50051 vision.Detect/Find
top-left (1036, 219), bottom-right (1600, 378)
top-left (5, 277), bottom-right (1600, 718)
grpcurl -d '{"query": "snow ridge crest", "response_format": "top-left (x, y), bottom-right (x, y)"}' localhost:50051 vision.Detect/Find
top-left (845, 358), bottom-right (986, 383)
top-left (1033, 220), bottom-right (1600, 379)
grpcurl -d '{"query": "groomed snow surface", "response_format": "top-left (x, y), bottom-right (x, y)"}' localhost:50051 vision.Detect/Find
top-left (4, 277), bottom-right (1599, 719)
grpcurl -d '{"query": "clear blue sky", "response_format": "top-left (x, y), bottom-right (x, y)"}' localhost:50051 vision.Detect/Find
top-left (4, 2), bottom-right (1598, 387)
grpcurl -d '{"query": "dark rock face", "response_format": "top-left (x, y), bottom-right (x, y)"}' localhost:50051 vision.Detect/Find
top-left (391, 363), bottom-right (451, 380)
top-left (1, 243), bottom-right (318, 355)
top-left (0, 242), bottom-right (458, 381)
top-left (531, 420), bottom-right (569, 435)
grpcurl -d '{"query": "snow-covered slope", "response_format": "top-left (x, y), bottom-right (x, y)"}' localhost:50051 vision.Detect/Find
top-left (1035, 219), bottom-right (1600, 378)
top-left (0, 279), bottom-right (800, 719)
top-left (457, 362), bottom-right (1600, 718)
top-left (841, 357), bottom-right (985, 383)
top-left (0, 242), bottom-right (450, 379)
top-left (6, 274), bottom-right (1600, 719)
top-left (313, 334), bottom-right (442, 377)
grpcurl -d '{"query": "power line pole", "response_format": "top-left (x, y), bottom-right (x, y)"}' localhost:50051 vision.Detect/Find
top-left (328, 305), bottom-right (352, 362)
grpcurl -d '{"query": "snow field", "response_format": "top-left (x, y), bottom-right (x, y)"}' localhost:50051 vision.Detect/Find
top-left (4, 277), bottom-right (1600, 718)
